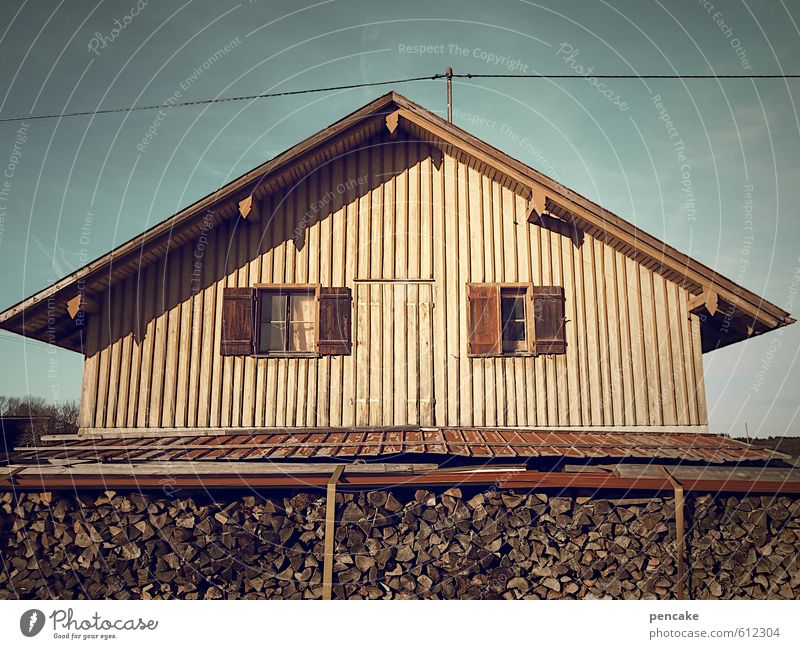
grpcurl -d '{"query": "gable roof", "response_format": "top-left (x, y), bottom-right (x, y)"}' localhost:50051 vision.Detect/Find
top-left (0, 91), bottom-right (793, 352)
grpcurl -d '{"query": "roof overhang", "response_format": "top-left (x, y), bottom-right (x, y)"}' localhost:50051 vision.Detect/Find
top-left (11, 427), bottom-right (790, 464)
top-left (0, 91), bottom-right (793, 352)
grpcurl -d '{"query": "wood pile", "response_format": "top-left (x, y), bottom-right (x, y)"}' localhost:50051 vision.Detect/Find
top-left (689, 494), bottom-right (800, 599)
top-left (0, 488), bottom-right (798, 599)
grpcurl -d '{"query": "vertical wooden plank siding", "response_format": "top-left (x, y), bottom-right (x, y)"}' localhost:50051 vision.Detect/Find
top-left (444, 153), bottom-right (459, 425)
top-left (104, 281), bottom-right (123, 427)
top-left (80, 138), bottom-right (707, 430)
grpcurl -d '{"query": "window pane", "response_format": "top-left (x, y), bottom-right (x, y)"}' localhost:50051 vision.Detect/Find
top-left (263, 292), bottom-right (287, 322)
top-left (501, 296), bottom-right (526, 341)
top-left (290, 293), bottom-right (315, 323)
top-left (257, 290), bottom-right (316, 353)
top-left (261, 322), bottom-right (286, 352)
top-left (289, 322), bottom-right (315, 352)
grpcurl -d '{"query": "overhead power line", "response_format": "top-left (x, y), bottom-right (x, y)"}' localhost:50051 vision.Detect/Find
top-left (0, 71), bottom-right (798, 123)
top-left (0, 75), bottom-right (441, 124)
top-left (454, 72), bottom-right (800, 79)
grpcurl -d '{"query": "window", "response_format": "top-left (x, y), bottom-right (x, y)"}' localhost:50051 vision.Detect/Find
top-left (219, 285), bottom-right (352, 357)
top-left (466, 283), bottom-right (566, 357)
top-left (500, 288), bottom-right (528, 352)
top-left (258, 289), bottom-right (316, 354)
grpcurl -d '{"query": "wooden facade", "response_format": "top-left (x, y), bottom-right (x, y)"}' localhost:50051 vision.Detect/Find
top-left (2, 92), bottom-right (791, 436)
top-left (78, 130), bottom-right (707, 431)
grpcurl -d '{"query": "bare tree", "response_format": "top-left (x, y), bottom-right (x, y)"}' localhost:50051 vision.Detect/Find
top-left (0, 396), bottom-right (79, 445)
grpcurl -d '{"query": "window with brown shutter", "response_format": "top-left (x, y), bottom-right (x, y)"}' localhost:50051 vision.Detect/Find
top-left (500, 286), bottom-right (529, 352)
top-left (220, 288), bottom-right (255, 356)
top-left (317, 287), bottom-right (352, 355)
top-left (467, 284), bottom-right (501, 356)
top-left (221, 284), bottom-right (351, 357)
top-left (532, 285), bottom-right (566, 354)
top-left (467, 283), bottom-right (566, 356)
top-left (254, 285), bottom-right (317, 355)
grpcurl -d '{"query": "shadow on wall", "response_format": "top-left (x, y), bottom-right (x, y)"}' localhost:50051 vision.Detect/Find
top-left (92, 130), bottom-right (585, 351)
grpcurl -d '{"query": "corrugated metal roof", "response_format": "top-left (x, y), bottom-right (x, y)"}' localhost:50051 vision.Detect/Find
top-left (9, 429), bottom-right (787, 465)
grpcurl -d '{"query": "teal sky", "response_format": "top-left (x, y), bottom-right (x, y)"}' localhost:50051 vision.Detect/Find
top-left (0, 0), bottom-right (798, 437)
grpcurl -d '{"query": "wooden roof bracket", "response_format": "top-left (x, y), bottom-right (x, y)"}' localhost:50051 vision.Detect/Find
top-left (385, 110), bottom-right (400, 137)
top-left (688, 288), bottom-right (719, 318)
top-left (322, 464), bottom-right (346, 600)
top-left (66, 293), bottom-right (99, 321)
top-left (689, 285), bottom-right (784, 346)
top-left (237, 194), bottom-right (261, 222)
top-left (658, 466), bottom-right (687, 600)
top-left (526, 190), bottom-right (548, 223)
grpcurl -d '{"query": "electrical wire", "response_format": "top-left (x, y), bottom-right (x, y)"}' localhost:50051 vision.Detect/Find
top-left (0, 74), bottom-right (442, 123)
top-left (0, 71), bottom-right (798, 123)
top-left (452, 73), bottom-right (800, 79)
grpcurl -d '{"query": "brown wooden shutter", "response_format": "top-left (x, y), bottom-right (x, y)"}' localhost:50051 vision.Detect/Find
top-left (532, 286), bottom-right (566, 354)
top-left (221, 288), bottom-right (254, 355)
top-left (317, 287), bottom-right (352, 355)
top-left (467, 284), bottom-right (501, 356)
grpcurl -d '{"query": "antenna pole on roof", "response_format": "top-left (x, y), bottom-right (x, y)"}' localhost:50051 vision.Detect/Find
top-left (446, 67), bottom-right (453, 122)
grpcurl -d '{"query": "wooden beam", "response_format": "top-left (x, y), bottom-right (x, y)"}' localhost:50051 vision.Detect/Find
top-left (3, 466), bottom-right (800, 493)
top-left (615, 464), bottom-right (800, 482)
top-left (658, 466), bottom-right (687, 600)
top-left (0, 466), bottom-right (25, 484)
top-left (322, 464), bottom-right (346, 600)
top-left (5, 461), bottom-right (437, 476)
top-left (66, 294), bottom-right (98, 320)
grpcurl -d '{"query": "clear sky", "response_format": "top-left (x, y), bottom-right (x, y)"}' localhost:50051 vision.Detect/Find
top-left (0, 0), bottom-right (798, 437)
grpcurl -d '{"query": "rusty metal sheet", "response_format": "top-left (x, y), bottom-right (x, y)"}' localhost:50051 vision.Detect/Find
top-left (516, 430), bottom-right (564, 457)
top-left (423, 429), bottom-right (448, 454)
top-left (359, 431), bottom-right (384, 457)
top-left (223, 435), bottom-right (267, 460)
top-left (292, 433), bottom-right (316, 458)
top-left (442, 429), bottom-right (469, 456)
top-left (481, 429), bottom-right (517, 457)
top-left (460, 429), bottom-right (491, 457)
top-left (405, 430), bottom-right (425, 454)
top-left (499, 430), bottom-right (538, 456)
top-left (545, 431), bottom-right (588, 458)
top-left (382, 430), bottom-right (404, 455)
top-left (608, 432), bottom-right (657, 458)
top-left (265, 433), bottom-right (300, 459)
top-left (338, 431), bottom-right (365, 456)
top-left (199, 435), bottom-right (235, 460)
top-left (326, 432), bottom-right (349, 457)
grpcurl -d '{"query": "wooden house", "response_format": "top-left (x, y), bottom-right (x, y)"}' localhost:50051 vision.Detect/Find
top-left (0, 91), bottom-right (794, 437)
top-left (4, 93), bottom-right (800, 603)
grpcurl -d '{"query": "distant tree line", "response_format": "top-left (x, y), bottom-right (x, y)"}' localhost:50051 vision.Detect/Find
top-left (0, 396), bottom-right (79, 446)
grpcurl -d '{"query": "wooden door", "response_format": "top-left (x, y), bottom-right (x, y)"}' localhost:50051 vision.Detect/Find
top-left (354, 282), bottom-right (434, 427)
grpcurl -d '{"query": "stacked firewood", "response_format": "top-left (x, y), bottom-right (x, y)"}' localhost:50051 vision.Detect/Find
top-left (689, 494), bottom-right (800, 599)
top-left (0, 488), bottom-right (798, 599)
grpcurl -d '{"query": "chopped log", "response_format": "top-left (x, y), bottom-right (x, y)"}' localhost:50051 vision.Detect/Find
top-left (0, 489), bottom-right (798, 599)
